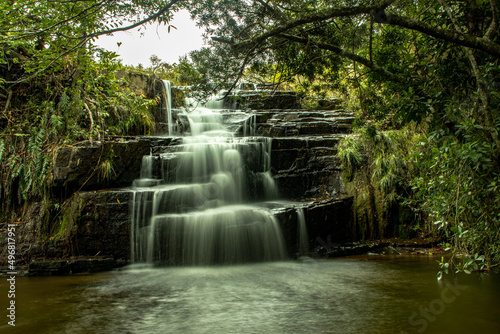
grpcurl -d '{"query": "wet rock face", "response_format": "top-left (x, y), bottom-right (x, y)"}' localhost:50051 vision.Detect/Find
top-left (194, 90), bottom-right (301, 110)
top-left (59, 190), bottom-right (133, 260)
top-left (2, 190), bottom-right (131, 268)
top-left (1, 89), bottom-right (359, 274)
top-left (250, 109), bottom-right (354, 199)
top-left (229, 91), bottom-right (301, 110)
top-left (0, 201), bottom-right (49, 268)
top-left (0, 190), bottom-right (133, 270)
top-left (256, 110), bottom-right (354, 137)
top-left (270, 137), bottom-right (344, 199)
top-left (305, 197), bottom-right (355, 245)
top-left (273, 196), bottom-right (355, 257)
top-left (52, 140), bottom-right (150, 196)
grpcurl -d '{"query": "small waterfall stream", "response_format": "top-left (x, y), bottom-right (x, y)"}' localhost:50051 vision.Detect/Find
top-left (131, 82), bottom-right (287, 265)
top-left (296, 208), bottom-right (309, 257)
top-left (162, 80), bottom-right (174, 135)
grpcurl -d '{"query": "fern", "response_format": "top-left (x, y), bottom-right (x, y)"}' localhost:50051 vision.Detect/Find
top-left (98, 159), bottom-right (116, 182)
top-left (58, 91), bottom-right (72, 114)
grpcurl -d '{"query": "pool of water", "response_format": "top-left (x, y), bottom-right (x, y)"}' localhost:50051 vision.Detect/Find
top-left (1, 256), bottom-right (499, 333)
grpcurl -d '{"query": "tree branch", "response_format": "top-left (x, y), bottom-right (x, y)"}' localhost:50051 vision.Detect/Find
top-left (4, 0), bottom-right (183, 84)
top-left (484, 0), bottom-right (498, 40)
top-left (233, 0), bottom-right (396, 49)
top-left (83, 0), bottom-right (183, 40)
top-left (223, 45), bottom-right (260, 97)
top-left (277, 34), bottom-right (402, 83)
top-left (5, 38), bottom-right (89, 85)
top-left (3, 90), bottom-right (13, 115)
top-left (369, 15), bottom-right (374, 63)
top-left (255, 0), bottom-right (288, 23)
top-left (438, 0), bottom-right (499, 145)
top-left (384, 13), bottom-right (500, 58)
top-left (13, 0), bottom-right (110, 40)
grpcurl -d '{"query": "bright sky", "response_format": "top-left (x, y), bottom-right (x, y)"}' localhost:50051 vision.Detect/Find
top-left (95, 9), bottom-right (205, 67)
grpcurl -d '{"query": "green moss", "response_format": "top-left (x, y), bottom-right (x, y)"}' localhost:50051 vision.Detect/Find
top-left (52, 194), bottom-right (85, 240)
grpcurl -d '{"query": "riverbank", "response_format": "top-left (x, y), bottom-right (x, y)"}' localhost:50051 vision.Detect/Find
top-left (0, 237), bottom-right (450, 277)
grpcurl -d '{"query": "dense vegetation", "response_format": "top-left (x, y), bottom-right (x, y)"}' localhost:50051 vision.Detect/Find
top-left (0, 1), bottom-right (183, 211)
top-left (1, 1), bottom-right (499, 271)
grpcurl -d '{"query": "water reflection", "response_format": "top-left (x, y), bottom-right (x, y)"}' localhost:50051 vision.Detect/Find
top-left (1, 257), bottom-right (499, 333)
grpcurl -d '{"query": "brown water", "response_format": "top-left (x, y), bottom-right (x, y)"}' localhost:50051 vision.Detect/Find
top-left (1, 256), bottom-right (499, 334)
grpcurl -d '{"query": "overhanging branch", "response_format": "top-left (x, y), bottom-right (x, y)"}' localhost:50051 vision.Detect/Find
top-left (4, 0), bottom-right (184, 84)
top-left (234, 0), bottom-right (396, 49)
top-left (384, 13), bottom-right (500, 58)
top-left (228, 0), bottom-right (500, 59)
top-left (278, 34), bottom-right (402, 83)
top-left (83, 0), bottom-right (183, 40)
top-left (12, 0), bottom-right (111, 40)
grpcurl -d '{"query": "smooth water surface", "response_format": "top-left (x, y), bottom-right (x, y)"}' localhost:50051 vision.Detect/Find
top-left (1, 256), bottom-right (499, 333)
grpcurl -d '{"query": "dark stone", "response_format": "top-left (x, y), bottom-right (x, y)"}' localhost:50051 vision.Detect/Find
top-left (271, 137), bottom-right (341, 150)
top-left (273, 207), bottom-right (301, 257)
top-left (227, 91), bottom-right (301, 109)
top-left (271, 149), bottom-right (303, 171)
top-left (272, 196), bottom-right (355, 258)
top-left (270, 136), bottom-right (343, 199)
top-left (274, 171), bottom-right (342, 199)
top-left (52, 140), bottom-right (150, 195)
top-left (59, 190), bottom-right (133, 260)
top-left (306, 196), bottom-right (355, 246)
top-left (255, 110), bottom-right (354, 137)
top-left (0, 190), bottom-right (136, 270)
top-left (312, 242), bottom-right (390, 258)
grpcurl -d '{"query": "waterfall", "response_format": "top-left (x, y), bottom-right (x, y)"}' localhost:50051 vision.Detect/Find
top-left (131, 85), bottom-right (286, 266)
top-left (243, 114), bottom-right (256, 137)
top-left (296, 208), bottom-right (309, 257)
top-left (140, 155), bottom-right (153, 179)
top-left (186, 107), bottom-right (226, 136)
top-left (146, 206), bottom-right (285, 265)
top-left (162, 80), bottom-right (174, 135)
top-left (203, 92), bottom-right (226, 109)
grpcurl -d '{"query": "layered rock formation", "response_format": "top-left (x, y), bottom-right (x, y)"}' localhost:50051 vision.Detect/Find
top-left (1, 88), bottom-right (357, 275)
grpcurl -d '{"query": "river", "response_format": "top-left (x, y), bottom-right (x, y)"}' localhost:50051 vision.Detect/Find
top-left (1, 256), bottom-right (499, 333)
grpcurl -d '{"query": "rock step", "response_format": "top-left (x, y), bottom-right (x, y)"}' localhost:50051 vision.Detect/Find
top-left (253, 109), bottom-right (354, 137)
top-left (254, 109), bottom-right (353, 122)
top-left (24, 189), bottom-right (353, 270)
top-left (144, 135), bottom-right (343, 199)
top-left (258, 122), bottom-right (352, 137)
top-left (52, 134), bottom-right (345, 197)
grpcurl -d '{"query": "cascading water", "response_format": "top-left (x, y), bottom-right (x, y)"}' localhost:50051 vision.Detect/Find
top-left (162, 80), bottom-right (174, 135)
top-left (296, 208), bottom-right (309, 257)
top-left (131, 83), bottom-right (286, 265)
